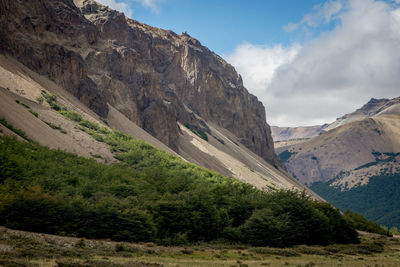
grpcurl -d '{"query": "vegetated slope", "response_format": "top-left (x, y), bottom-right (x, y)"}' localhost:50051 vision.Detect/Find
top-left (0, 135), bottom-right (358, 247)
top-left (0, 0), bottom-right (280, 167)
top-left (278, 98), bottom-right (400, 229)
top-left (311, 174), bottom-right (400, 229)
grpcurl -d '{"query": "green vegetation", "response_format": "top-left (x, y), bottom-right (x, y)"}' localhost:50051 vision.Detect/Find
top-left (0, 118), bottom-right (32, 142)
top-left (355, 151), bottom-right (399, 170)
top-left (15, 99), bottom-right (30, 109)
top-left (310, 174), bottom-right (400, 229)
top-left (44, 121), bottom-right (67, 134)
top-left (15, 99), bottom-right (39, 117)
top-left (0, 93), bottom-right (366, 248)
top-left (212, 135), bottom-right (225, 145)
top-left (184, 123), bottom-right (208, 141)
top-left (42, 90), bottom-right (61, 111)
top-left (29, 110), bottom-right (38, 117)
top-left (278, 150), bottom-right (296, 163)
top-left (344, 210), bottom-right (388, 235)
top-left (0, 135), bottom-right (358, 246)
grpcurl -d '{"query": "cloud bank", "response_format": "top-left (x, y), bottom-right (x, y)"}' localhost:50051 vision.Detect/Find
top-left (226, 0), bottom-right (400, 126)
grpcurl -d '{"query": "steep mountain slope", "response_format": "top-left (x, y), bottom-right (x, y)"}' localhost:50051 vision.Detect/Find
top-left (0, 0), bottom-right (279, 167)
top-left (0, 0), bottom-right (312, 194)
top-left (279, 98), bottom-right (400, 187)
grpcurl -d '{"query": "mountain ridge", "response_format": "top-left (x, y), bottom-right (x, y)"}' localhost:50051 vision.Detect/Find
top-left (0, 0), bottom-right (280, 167)
top-left (272, 96), bottom-right (400, 143)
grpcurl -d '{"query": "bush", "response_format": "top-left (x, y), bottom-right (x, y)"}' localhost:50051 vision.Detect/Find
top-left (0, 136), bottom-right (360, 246)
top-left (184, 123), bottom-right (208, 141)
top-left (344, 210), bottom-right (388, 235)
top-left (59, 110), bottom-right (83, 122)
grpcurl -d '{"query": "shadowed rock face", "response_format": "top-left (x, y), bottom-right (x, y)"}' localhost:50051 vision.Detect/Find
top-left (0, 0), bottom-right (280, 166)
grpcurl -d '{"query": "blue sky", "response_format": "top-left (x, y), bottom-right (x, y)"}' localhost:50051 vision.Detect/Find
top-left (98, 0), bottom-right (400, 126)
top-left (126, 0), bottom-right (326, 55)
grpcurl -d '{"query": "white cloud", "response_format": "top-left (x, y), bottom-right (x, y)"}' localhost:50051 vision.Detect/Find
top-left (224, 43), bottom-right (301, 98)
top-left (96, 0), bottom-right (164, 16)
top-left (283, 0), bottom-right (343, 32)
top-left (96, 0), bottom-right (133, 17)
top-left (135, 0), bottom-right (164, 14)
top-left (226, 0), bottom-right (400, 126)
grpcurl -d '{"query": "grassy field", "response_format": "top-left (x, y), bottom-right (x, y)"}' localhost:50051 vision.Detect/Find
top-left (1, 226), bottom-right (400, 267)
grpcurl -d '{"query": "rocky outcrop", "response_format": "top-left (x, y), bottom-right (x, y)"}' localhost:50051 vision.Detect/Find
top-left (0, 0), bottom-right (107, 116)
top-left (0, 0), bottom-right (279, 166)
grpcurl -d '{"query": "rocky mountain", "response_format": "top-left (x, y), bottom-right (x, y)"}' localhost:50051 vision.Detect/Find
top-left (0, 0), bottom-right (279, 167)
top-left (277, 97), bottom-right (400, 186)
top-left (324, 97), bottom-right (400, 131)
top-left (276, 97), bottom-right (400, 227)
top-left (277, 98), bottom-right (400, 186)
top-left (271, 125), bottom-right (327, 142)
top-left (282, 111), bottom-right (400, 186)
top-left (0, 0), bottom-right (313, 194)
top-left (272, 97), bottom-right (400, 145)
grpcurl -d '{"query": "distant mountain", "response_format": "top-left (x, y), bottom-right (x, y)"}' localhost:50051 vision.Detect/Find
top-left (324, 97), bottom-right (400, 131)
top-left (275, 97), bottom-right (400, 228)
top-left (278, 97), bottom-right (400, 186)
top-left (0, 0), bottom-right (312, 194)
top-left (271, 125), bottom-right (327, 142)
top-left (272, 97), bottom-right (400, 144)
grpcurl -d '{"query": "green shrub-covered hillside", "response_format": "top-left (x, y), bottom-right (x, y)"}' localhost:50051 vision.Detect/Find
top-left (311, 174), bottom-right (400, 230)
top-left (0, 135), bottom-right (358, 247)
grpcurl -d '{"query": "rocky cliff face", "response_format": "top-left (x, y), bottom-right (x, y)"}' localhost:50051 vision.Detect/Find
top-left (0, 0), bottom-right (279, 166)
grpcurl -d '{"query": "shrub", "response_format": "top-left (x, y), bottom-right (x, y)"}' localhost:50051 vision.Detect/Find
top-left (344, 210), bottom-right (388, 235)
top-left (184, 123), bottom-right (208, 141)
top-left (0, 135), bottom-right (361, 247)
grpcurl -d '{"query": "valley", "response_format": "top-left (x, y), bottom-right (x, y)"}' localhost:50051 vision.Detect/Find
top-left (1, 226), bottom-right (400, 267)
top-left (274, 97), bottom-right (400, 229)
top-left (1, 0), bottom-right (400, 265)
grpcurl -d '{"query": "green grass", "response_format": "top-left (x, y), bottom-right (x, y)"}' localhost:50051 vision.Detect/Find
top-left (0, 227), bottom-right (399, 267)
